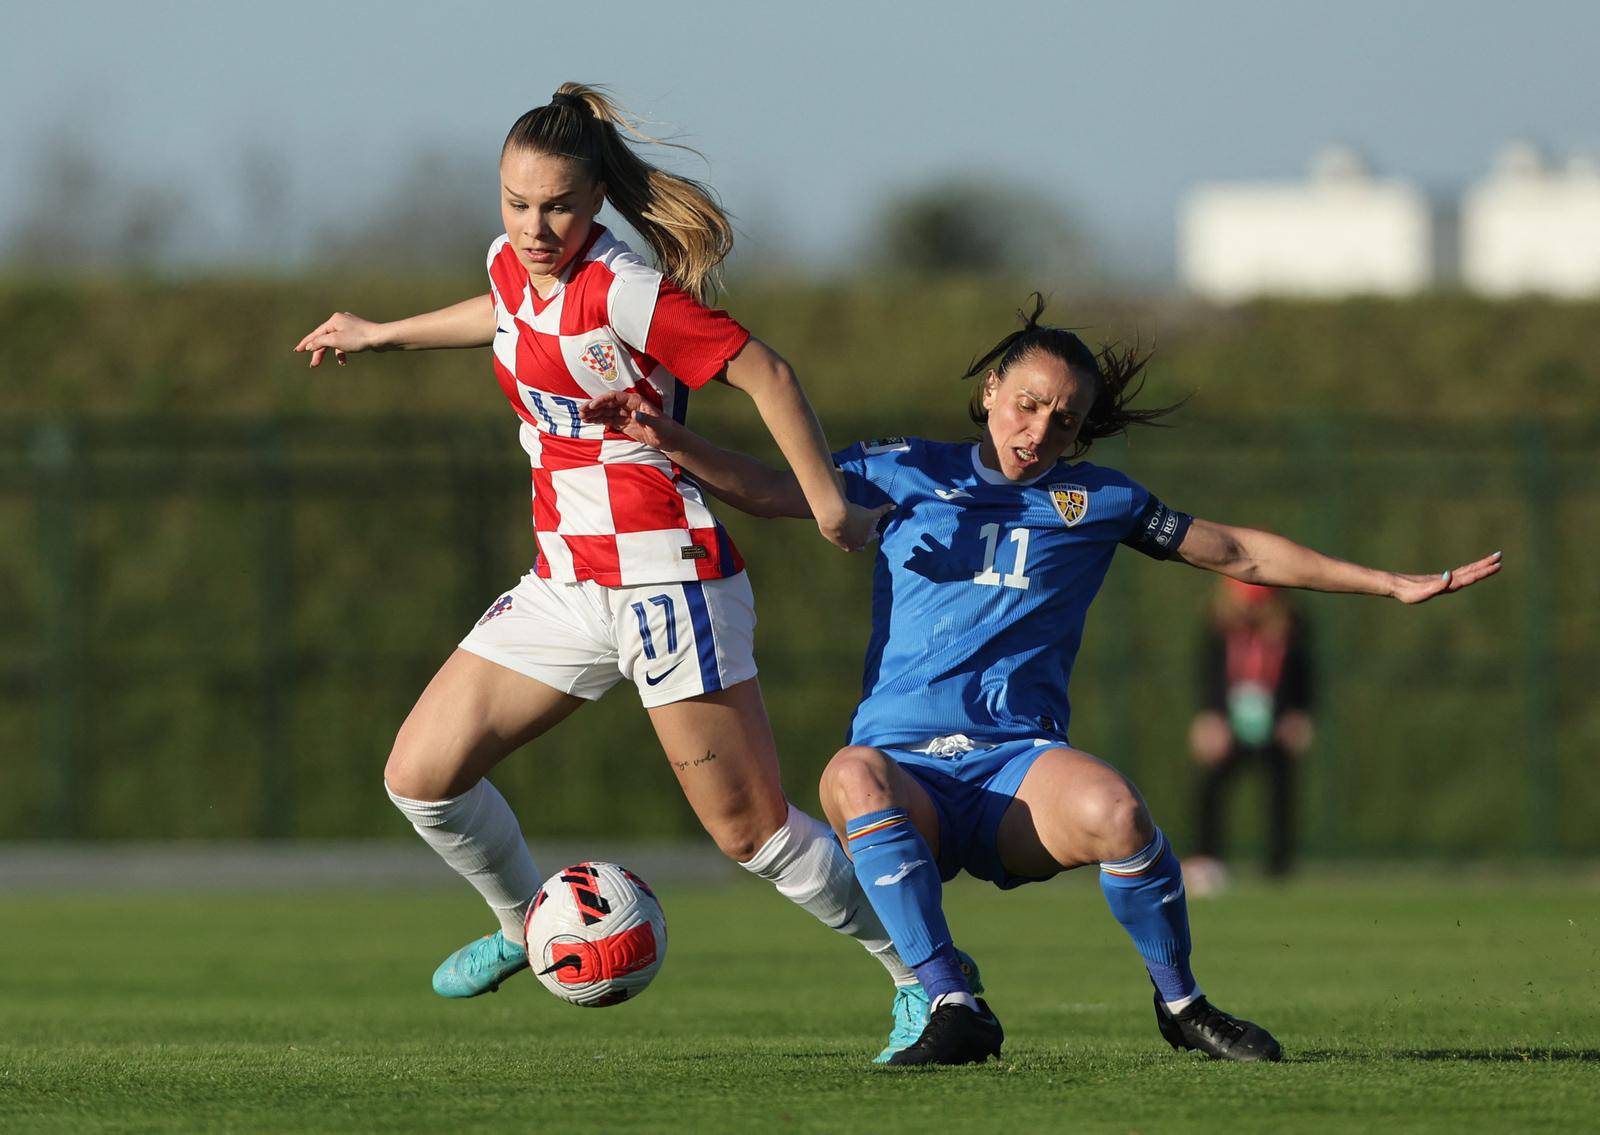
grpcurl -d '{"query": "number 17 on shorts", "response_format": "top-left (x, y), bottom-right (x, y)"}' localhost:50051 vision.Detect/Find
top-left (459, 570), bottom-right (758, 709)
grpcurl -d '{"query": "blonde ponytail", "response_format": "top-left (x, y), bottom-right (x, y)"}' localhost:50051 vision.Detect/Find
top-left (503, 84), bottom-right (734, 304)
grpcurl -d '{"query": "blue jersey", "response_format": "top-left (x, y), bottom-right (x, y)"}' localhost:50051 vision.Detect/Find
top-left (834, 437), bottom-right (1192, 748)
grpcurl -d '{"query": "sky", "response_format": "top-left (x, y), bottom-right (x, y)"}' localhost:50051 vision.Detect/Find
top-left (3, 0), bottom-right (1597, 281)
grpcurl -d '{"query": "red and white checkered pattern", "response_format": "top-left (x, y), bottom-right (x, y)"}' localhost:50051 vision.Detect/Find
top-left (486, 227), bottom-right (750, 586)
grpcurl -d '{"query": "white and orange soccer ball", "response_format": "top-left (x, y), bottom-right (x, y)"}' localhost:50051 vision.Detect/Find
top-left (524, 861), bottom-right (668, 1007)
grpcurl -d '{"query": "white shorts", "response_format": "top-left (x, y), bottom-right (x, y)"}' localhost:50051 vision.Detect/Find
top-left (459, 570), bottom-right (757, 708)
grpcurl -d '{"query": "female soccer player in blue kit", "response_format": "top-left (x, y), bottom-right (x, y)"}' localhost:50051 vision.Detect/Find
top-left (583, 295), bottom-right (1501, 1066)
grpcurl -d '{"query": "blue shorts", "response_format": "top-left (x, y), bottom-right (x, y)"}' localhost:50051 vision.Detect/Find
top-left (879, 737), bottom-right (1058, 890)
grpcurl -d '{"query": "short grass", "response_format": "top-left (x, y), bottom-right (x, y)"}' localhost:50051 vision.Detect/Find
top-left (3, 868), bottom-right (1598, 1133)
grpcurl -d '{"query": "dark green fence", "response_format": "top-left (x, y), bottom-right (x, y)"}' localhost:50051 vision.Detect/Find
top-left (2, 414), bottom-right (1594, 856)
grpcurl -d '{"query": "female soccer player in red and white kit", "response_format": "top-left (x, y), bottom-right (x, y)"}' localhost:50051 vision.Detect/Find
top-left (295, 85), bottom-right (922, 1023)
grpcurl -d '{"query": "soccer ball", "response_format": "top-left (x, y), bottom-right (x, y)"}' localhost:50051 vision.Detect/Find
top-left (524, 861), bottom-right (668, 1007)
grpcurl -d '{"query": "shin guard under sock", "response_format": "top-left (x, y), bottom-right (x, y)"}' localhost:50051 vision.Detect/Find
top-left (1099, 829), bottom-right (1199, 1006)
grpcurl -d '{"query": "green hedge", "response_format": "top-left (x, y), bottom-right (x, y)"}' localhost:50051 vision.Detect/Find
top-left (2, 278), bottom-right (1596, 855)
top-left (5, 277), bottom-right (1598, 422)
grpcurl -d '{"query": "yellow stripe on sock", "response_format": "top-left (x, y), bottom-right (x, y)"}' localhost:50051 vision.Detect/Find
top-left (1100, 840), bottom-right (1168, 876)
top-left (847, 815), bottom-right (908, 841)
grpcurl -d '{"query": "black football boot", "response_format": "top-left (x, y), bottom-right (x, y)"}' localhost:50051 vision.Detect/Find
top-left (887, 997), bottom-right (1005, 1066)
top-left (1154, 991), bottom-right (1282, 1062)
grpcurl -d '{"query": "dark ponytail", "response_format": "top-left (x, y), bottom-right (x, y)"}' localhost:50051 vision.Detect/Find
top-left (964, 293), bottom-right (1184, 457)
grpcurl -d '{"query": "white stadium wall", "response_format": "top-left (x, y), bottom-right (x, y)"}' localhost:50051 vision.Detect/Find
top-left (1179, 148), bottom-right (1434, 300)
top-left (1461, 145), bottom-right (1600, 298)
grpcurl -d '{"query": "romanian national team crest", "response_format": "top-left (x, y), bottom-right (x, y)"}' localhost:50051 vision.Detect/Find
top-left (580, 340), bottom-right (618, 381)
top-left (1049, 483), bottom-right (1089, 527)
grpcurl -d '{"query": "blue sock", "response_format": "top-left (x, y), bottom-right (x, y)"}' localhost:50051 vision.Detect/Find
top-left (1098, 829), bottom-right (1199, 1005)
top-left (846, 808), bottom-right (966, 999)
top-left (911, 945), bottom-right (968, 1003)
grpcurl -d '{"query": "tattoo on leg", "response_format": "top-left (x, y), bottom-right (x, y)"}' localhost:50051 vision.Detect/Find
top-left (673, 749), bottom-right (718, 773)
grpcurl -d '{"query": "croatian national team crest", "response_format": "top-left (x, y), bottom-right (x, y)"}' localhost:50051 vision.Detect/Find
top-left (1049, 483), bottom-right (1089, 527)
top-left (580, 340), bottom-right (618, 381)
top-left (477, 594), bottom-right (514, 626)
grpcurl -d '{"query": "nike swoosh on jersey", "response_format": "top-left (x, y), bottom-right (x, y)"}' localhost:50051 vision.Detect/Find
top-left (644, 661), bottom-right (684, 686)
top-left (934, 488), bottom-right (972, 500)
top-left (873, 859), bottom-right (927, 886)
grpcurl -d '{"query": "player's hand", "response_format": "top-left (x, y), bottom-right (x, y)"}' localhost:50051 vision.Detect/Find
top-left (294, 312), bottom-right (387, 367)
top-left (1389, 550), bottom-right (1503, 604)
top-left (1275, 710), bottom-right (1314, 755)
top-left (580, 391), bottom-right (686, 449)
top-left (1188, 711), bottom-right (1232, 766)
top-left (818, 500), bottom-right (894, 552)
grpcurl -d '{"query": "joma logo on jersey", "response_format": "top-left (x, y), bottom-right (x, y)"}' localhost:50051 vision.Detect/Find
top-left (580, 340), bottom-right (618, 380)
top-left (1049, 483), bottom-right (1089, 527)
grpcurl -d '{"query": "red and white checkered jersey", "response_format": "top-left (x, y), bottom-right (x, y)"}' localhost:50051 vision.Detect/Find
top-left (486, 226), bottom-right (751, 586)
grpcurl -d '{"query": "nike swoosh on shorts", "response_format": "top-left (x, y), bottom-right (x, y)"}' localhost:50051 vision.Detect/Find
top-left (644, 661), bottom-right (684, 686)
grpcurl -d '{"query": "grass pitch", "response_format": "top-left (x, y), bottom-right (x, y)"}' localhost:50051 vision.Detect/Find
top-left (3, 867), bottom-right (1597, 1133)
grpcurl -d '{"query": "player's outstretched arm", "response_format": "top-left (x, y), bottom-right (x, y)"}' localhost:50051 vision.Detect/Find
top-left (294, 294), bottom-right (496, 367)
top-left (718, 339), bottom-right (888, 551)
top-left (582, 391), bottom-right (813, 520)
top-left (1175, 518), bottom-right (1502, 604)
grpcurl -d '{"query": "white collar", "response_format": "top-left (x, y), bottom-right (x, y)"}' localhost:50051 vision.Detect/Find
top-left (969, 443), bottom-right (1059, 487)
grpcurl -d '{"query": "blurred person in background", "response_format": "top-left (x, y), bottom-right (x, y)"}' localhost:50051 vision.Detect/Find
top-left (1184, 579), bottom-right (1314, 895)
top-left (292, 85), bottom-right (957, 1054)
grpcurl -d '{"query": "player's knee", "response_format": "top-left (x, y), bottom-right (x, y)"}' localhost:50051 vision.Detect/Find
top-left (819, 746), bottom-right (893, 816)
top-left (382, 743), bottom-right (429, 801)
top-left (383, 724), bottom-right (465, 802)
top-left (1080, 786), bottom-right (1154, 861)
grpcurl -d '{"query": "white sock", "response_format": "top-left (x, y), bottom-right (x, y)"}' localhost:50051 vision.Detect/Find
top-left (385, 778), bottom-right (541, 945)
top-left (931, 991), bottom-right (979, 1013)
top-left (740, 803), bottom-right (914, 985)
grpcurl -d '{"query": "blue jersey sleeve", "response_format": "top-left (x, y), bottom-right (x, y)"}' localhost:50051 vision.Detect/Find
top-left (1111, 473), bottom-right (1193, 561)
top-left (832, 436), bottom-right (913, 508)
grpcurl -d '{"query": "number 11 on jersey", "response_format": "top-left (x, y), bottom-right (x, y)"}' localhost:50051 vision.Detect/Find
top-left (973, 523), bottom-right (1031, 590)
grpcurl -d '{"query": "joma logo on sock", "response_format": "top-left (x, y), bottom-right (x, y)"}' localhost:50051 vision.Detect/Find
top-left (874, 860), bottom-right (926, 886)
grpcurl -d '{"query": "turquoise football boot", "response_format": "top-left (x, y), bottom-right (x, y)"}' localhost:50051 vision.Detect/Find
top-left (873, 947), bottom-right (985, 1063)
top-left (431, 930), bottom-right (530, 998)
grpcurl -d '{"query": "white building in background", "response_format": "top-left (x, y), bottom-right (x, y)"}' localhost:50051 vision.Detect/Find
top-left (1461, 143), bottom-right (1600, 297)
top-left (1179, 147), bottom-right (1435, 300)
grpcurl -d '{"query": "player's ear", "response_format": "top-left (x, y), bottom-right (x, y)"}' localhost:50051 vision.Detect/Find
top-left (982, 370), bottom-right (999, 410)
